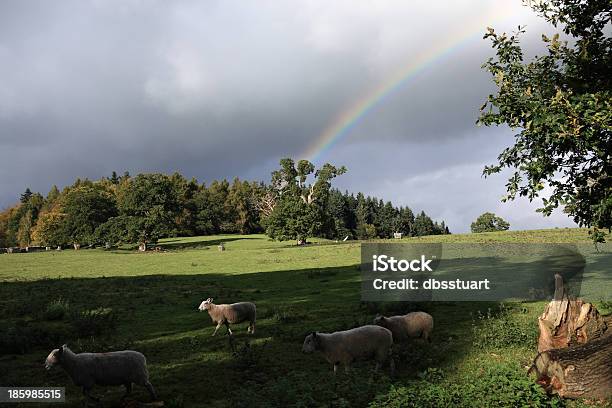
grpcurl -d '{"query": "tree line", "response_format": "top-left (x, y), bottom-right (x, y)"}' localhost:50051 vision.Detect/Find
top-left (0, 159), bottom-right (449, 248)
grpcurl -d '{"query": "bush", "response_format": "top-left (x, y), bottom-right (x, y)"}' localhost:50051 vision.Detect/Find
top-left (70, 307), bottom-right (118, 337)
top-left (43, 298), bottom-right (70, 321)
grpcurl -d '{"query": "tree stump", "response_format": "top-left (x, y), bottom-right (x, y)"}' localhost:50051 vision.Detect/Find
top-left (531, 273), bottom-right (611, 399)
top-left (537, 274), bottom-right (607, 353)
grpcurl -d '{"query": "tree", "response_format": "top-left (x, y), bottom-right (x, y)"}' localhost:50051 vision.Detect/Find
top-left (413, 211), bottom-right (435, 236)
top-left (471, 212), bottom-right (510, 233)
top-left (100, 173), bottom-right (180, 248)
top-left (394, 207), bottom-right (415, 237)
top-left (61, 184), bottom-right (117, 245)
top-left (110, 171), bottom-right (119, 185)
top-left (479, 1), bottom-right (611, 239)
top-left (327, 189), bottom-right (353, 239)
top-left (20, 188), bottom-right (32, 204)
top-left (227, 178), bottom-right (260, 234)
top-left (266, 158), bottom-right (346, 244)
top-left (31, 210), bottom-right (68, 247)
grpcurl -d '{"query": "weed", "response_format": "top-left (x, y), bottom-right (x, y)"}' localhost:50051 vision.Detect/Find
top-left (43, 298), bottom-right (70, 321)
top-left (70, 307), bottom-right (118, 337)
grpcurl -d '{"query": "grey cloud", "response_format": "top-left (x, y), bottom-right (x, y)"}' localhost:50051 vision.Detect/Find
top-left (0, 1), bottom-right (576, 231)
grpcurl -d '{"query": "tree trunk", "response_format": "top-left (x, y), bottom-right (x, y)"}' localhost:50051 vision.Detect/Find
top-left (537, 274), bottom-right (607, 353)
top-left (531, 273), bottom-right (611, 399)
top-left (530, 334), bottom-right (612, 399)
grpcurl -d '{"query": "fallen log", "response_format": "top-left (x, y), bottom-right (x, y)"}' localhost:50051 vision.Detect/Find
top-left (530, 334), bottom-right (612, 399)
top-left (531, 273), bottom-right (611, 399)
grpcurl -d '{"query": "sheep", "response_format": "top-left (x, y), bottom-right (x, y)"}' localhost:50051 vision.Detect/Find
top-left (373, 311), bottom-right (434, 343)
top-left (302, 325), bottom-right (394, 374)
top-left (198, 298), bottom-right (256, 336)
top-left (45, 344), bottom-right (157, 404)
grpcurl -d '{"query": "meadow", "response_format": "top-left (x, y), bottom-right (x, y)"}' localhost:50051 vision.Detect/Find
top-left (0, 228), bottom-right (610, 407)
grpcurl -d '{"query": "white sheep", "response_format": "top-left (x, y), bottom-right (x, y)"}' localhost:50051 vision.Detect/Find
top-left (373, 311), bottom-right (434, 343)
top-left (198, 298), bottom-right (256, 336)
top-left (45, 344), bottom-right (157, 404)
top-left (302, 325), bottom-right (394, 374)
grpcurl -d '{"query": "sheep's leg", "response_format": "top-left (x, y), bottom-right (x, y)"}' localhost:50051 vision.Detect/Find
top-left (144, 381), bottom-right (158, 401)
top-left (344, 363), bottom-right (351, 374)
top-left (333, 363), bottom-right (339, 375)
top-left (224, 321), bottom-right (233, 336)
top-left (248, 321), bottom-right (255, 334)
top-left (389, 358), bottom-right (395, 376)
top-left (212, 322), bottom-right (223, 336)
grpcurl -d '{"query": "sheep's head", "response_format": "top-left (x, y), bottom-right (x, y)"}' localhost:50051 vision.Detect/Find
top-left (302, 332), bottom-right (320, 353)
top-left (45, 345), bottom-right (65, 370)
top-left (198, 298), bottom-right (214, 312)
top-left (373, 315), bottom-right (387, 327)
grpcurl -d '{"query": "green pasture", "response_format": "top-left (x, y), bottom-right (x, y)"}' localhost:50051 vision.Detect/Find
top-left (0, 229), bottom-right (610, 407)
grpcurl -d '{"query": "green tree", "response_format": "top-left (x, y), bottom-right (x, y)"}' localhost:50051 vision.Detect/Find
top-left (479, 1), bottom-right (611, 239)
top-left (100, 173), bottom-right (180, 248)
top-left (413, 211), bottom-right (435, 237)
top-left (266, 158), bottom-right (346, 244)
top-left (110, 171), bottom-right (120, 185)
top-left (20, 188), bottom-right (32, 204)
top-left (327, 189), bottom-right (352, 239)
top-left (471, 212), bottom-right (510, 233)
top-left (394, 207), bottom-right (415, 236)
top-left (61, 184), bottom-right (117, 245)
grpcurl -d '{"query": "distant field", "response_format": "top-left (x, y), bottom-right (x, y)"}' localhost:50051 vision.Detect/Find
top-left (0, 228), bottom-right (610, 407)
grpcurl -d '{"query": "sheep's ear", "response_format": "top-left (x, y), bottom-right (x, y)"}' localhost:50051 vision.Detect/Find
top-left (210, 298), bottom-right (214, 303)
top-left (311, 331), bottom-right (317, 338)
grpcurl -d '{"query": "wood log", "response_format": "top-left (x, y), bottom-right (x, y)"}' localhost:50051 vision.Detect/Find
top-left (530, 334), bottom-right (612, 399)
top-left (537, 274), bottom-right (607, 353)
top-left (531, 273), bottom-right (611, 399)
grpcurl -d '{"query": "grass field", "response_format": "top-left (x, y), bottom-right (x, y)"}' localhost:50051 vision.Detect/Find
top-left (0, 228), bottom-right (610, 407)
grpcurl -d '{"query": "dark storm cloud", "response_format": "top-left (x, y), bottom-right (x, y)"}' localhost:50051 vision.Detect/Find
top-left (0, 1), bottom-right (576, 230)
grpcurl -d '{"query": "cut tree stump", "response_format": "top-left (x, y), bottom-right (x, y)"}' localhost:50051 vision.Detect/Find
top-left (530, 273), bottom-right (611, 399)
top-left (537, 274), bottom-right (607, 353)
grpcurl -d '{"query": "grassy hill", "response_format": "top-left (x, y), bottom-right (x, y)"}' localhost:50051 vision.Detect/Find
top-left (0, 228), bottom-right (609, 407)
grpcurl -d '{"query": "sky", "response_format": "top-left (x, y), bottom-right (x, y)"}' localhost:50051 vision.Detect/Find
top-left (0, 0), bottom-right (578, 232)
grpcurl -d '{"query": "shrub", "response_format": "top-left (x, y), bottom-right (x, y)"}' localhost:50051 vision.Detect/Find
top-left (70, 307), bottom-right (118, 337)
top-left (43, 298), bottom-right (70, 321)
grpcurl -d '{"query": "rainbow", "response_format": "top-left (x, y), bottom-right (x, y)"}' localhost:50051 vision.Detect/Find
top-left (301, 5), bottom-right (515, 164)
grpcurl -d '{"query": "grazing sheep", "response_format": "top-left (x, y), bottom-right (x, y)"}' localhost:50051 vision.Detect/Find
top-left (45, 345), bottom-right (157, 404)
top-left (302, 325), bottom-right (394, 374)
top-left (373, 311), bottom-right (434, 343)
top-left (198, 298), bottom-right (256, 336)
